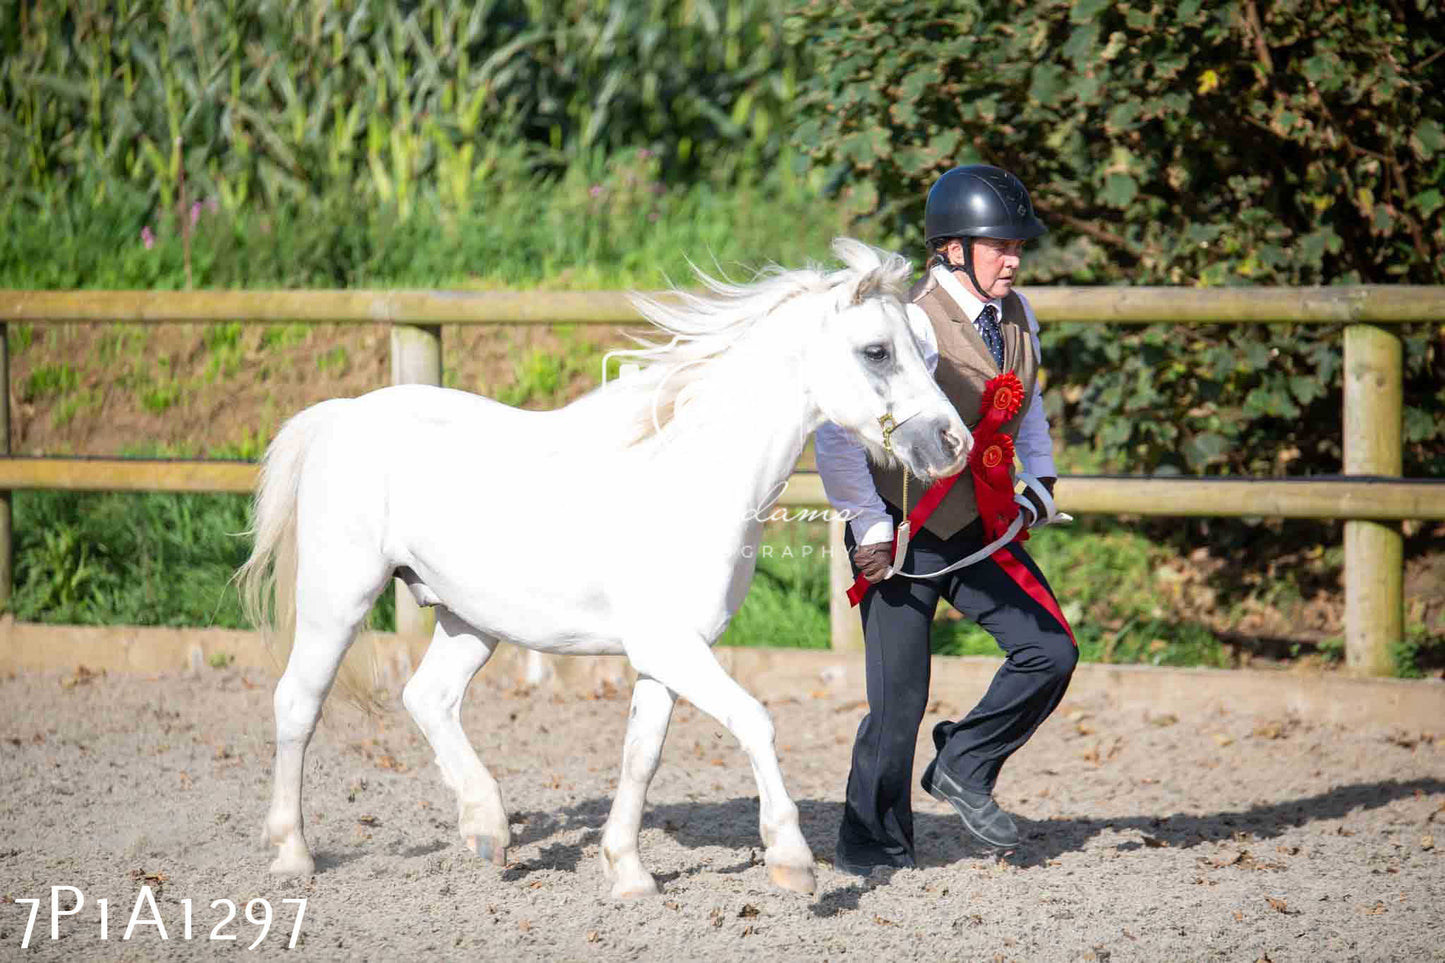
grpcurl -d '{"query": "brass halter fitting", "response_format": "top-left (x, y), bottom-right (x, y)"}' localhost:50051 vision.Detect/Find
top-left (878, 413), bottom-right (897, 453)
top-left (878, 412), bottom-right (909, 514)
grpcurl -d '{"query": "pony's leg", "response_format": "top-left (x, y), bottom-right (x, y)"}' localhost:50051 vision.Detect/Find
top-left (265, 543), bottom-right (388, 876)
top-left (401, 607), bottom-right (509, 865)
top-left (265, 616), bottom-right (372, 875)
top-left (599, 676), bottom-right (676, 898)
top-left (629, 637), bottom-right (815, 894)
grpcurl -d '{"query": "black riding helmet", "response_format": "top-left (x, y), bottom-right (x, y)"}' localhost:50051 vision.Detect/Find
top-left (924, 165), bottom-right (1046, 297)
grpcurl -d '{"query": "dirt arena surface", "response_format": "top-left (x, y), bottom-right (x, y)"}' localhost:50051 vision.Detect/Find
top-left (1, 665), bottom-right (1441, 962)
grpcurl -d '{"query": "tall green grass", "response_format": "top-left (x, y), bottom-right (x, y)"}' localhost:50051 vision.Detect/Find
top-left (0, 148), bottom-right (859, 291)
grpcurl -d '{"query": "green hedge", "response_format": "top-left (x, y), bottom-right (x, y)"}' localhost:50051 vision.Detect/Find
top-left (791, 0), bottom-right (1445, 478)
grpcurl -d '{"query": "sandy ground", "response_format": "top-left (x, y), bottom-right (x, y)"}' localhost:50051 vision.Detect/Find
top-left (1, 664), bottom-right (1441, 962)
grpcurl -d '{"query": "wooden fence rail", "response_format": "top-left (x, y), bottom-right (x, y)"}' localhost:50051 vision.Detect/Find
top-left (1, 286), bottom-right (1441, 673)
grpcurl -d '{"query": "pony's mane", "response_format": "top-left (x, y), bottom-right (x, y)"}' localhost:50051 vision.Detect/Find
top-left (556, 238), bottom-right (912, 450)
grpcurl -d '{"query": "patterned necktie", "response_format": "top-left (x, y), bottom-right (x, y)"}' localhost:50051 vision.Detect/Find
top-left (974, 303), bottom-right (1004, 368)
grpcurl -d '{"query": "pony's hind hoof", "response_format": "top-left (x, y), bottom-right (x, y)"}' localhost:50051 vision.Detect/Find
top-left (466, 835), bottom-right (506, 867)
top-left (768, 862), bottom-right (816, 894)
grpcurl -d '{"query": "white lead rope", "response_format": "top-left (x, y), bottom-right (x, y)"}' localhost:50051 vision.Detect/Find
top-left (881, 473), bottom-right (1073, 582)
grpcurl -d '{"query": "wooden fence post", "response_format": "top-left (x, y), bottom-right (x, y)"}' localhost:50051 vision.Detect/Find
top-left (829, 517), bottom-right (864, 651)
top-left (390, 323), bottom-right (442, 641)
top-left (0, 323), bottom-right (10, 614)
top-left (1343, 324), bottom-right (1404, 675)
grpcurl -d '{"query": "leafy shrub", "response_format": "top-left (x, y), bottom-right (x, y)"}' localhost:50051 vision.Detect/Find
top-left (791, 0), bottom-right (1445, 478)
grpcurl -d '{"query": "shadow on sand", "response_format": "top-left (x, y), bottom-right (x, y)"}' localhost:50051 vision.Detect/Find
top-left (493, 776), bottom-right (1442, 906)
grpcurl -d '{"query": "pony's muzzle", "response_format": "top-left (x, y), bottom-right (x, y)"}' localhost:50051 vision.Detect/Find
top-left (894, 414), bottom-right (970, 480)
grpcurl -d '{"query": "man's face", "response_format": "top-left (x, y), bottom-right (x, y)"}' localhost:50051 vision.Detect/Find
top-left (945, 237), bottom-right (1025, 300)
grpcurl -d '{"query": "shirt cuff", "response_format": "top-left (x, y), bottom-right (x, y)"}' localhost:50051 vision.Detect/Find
top-left (1022, 451), bottom-right (1057, 479)
top-left (849, 512), bottom-right (895, 546)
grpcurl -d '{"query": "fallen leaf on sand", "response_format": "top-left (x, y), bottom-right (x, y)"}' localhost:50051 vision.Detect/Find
top-left (1076, 721), bottom-right (1097, 736)
top-left (129, 869), bottom-right (168, 887)
top-left (1213, 733), bottom-right (1235, 748)
top-left (60, 665), bottom-right (103, 689)
top-left (1149, 713), bottom-right (1178, 728)
top-left (872, 915), bottom-right (896, 926)
top-left (1214, 850), bottom-right (1252, 869)
top-left (586, 931), bottom-right (600, 943)
top-left (1252, 721), bottom-right (1288, 740)
top-left (1422, 834), bottom-right (1435, 851)
top-left (1265, 897), bottom-right (1296, 914)
top-left (1364, 902), bottom-right (1387, 916)
top-left (1384, 730), bottom-right (1420, 749)
top-left (1142, 836), bottom-right (1169, 849)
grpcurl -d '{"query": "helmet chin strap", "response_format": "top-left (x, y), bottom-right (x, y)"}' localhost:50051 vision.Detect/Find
top-left (933, 240), bottom-right (989, 301)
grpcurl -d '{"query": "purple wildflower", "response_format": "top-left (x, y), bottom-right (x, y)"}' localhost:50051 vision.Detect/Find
top-left (190, 201), bottom-right (202, 227)
top-left (141, 226), bottom-right (155, 250)
top-left (589, 185), bottom-right (604, 198)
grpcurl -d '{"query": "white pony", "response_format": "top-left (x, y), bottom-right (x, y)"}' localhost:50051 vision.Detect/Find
top-left (238, 238), bottom-right (969, 898)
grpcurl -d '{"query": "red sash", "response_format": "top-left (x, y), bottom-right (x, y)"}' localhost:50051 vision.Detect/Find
top-left (843, 372), bottom-right (1075, 644)
top-left (843, 373), bottom-right (1075, 645)
top-left (846, 373), bottom-right (1023, 606)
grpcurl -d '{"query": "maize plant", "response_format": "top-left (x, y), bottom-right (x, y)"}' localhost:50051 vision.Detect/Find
top-left (1, 0), bottom-right (807, 218)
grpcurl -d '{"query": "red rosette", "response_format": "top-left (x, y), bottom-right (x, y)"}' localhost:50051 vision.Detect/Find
top-left (968, 432), bottom-right (1015, 474)
top-left (978, 372), bottom-right (1023, 426)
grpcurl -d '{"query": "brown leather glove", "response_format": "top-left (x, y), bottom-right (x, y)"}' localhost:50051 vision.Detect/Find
top-left (852, 541), bottom-right (894, 583)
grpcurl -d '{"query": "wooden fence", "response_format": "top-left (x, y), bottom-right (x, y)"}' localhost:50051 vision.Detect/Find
top-left (2, 286), bottom-right (1443, 674)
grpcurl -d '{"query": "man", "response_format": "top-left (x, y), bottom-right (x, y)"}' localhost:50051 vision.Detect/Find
top-left (815, 164), bottom-right (1077, 876)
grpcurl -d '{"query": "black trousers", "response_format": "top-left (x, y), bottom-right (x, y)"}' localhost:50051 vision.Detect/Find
top-left (839, 515), bottom-right (1078, 865)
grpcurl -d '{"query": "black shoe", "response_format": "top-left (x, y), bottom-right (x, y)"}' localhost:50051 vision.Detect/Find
top-left (921, 759), bottom-right (1021, 850)
top-left (832, 839), bottom-right (913, 878)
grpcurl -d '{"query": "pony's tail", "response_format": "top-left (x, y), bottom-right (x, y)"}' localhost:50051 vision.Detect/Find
top-left (237, 401), bottom-right (379, 713)
top-left (237, 405), bottom-right (327, 671)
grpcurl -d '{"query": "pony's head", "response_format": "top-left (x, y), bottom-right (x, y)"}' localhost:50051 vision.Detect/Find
top-left (610, 238), bottom-right (968, 478)
top-left (801, 238), bottom-right (970, 480)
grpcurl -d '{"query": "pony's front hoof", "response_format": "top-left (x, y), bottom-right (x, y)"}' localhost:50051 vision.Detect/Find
top-left (268, 842), bottom-right (315, 877)
top-left (608, 873), bottom-right (659, 899)
top-left (466, 835), bottom-right (507, 867)
top-left (768, 862), bottom-right (816, 894)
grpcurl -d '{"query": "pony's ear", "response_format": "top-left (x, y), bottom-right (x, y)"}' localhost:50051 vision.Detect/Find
top-left (850, 268), bottom-right (886, 305)
top-left (832, 237), bottom-right (882, 272)
top-left (833, 237), bottom-right (911, 305)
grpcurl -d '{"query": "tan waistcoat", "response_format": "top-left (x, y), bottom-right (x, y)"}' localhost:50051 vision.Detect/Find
top-left (868, 274), bottom-right (1039, 539)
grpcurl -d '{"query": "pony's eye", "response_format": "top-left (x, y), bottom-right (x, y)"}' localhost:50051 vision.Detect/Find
top-left (862, 344), bottom-right (890, 363)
